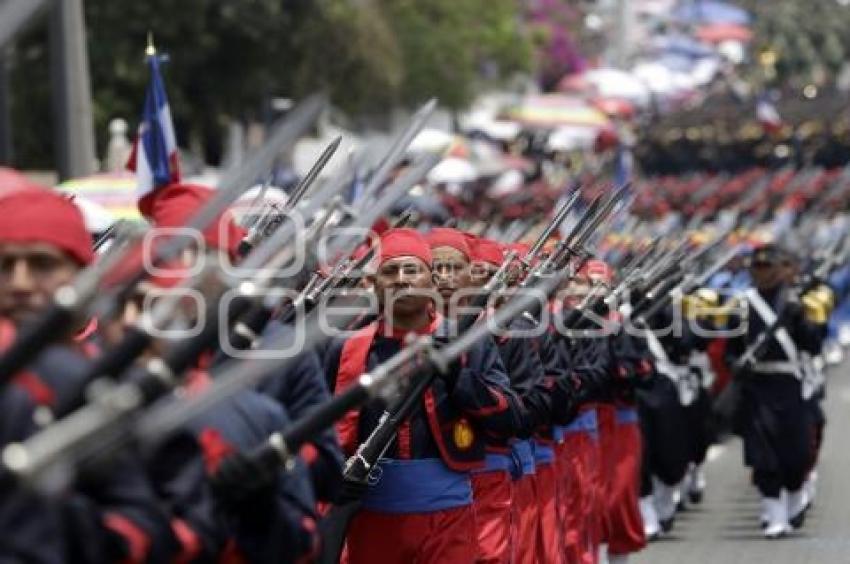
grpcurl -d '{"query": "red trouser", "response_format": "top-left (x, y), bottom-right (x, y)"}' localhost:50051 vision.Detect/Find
top-left (471, 471), bottom-right (513, 564)
top-left (536, 461), bottom-right (564, 564)
top-left (346, 505), bottom-right (476, 564)
top-left (597, 404), bottom-right (647, 556)
top-left (556, 433), bottom-right (598, 564)
top-left (511, 474), bottom-right (538, 564)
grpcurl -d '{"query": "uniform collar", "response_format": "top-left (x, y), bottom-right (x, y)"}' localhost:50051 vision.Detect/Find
top-left (376, 307), bottom-right (441, 340)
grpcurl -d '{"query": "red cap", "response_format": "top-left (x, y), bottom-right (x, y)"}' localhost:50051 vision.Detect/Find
top-left (577, 259), bottom-right (613, 285)
top-left (594, 127), bottom-right (620, 154)
top-left (472, 238), bottom-right (504, 267)
top-left (371, 218), bottom-right (391, 236)
top-left (462, 232), bottom-right (478, 251)
top-left (425, 227), bottom-right (471, 259)
top-left (506, 242), bottom-right (531, 264)
top-left (0, 167), bottom-right (45, 196)
top-left (378, 228), bottom-right (432, 267)
top-left (0, 188), bottom-right (93, 265)
top-left (139, 183), bottom-right (246, 260)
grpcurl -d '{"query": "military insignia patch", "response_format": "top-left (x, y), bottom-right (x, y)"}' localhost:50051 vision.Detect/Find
top-left (453, 418), bottom-right (475, 450)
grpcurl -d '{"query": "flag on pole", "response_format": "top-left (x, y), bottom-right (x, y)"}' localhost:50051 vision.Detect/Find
top-left (756, 93), bottom-right (783, 135)
top-left (126, 39), bottom-right (180, 198)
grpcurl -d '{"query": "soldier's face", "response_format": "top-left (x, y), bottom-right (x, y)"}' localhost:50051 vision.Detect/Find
top-left (100, 282), bottom-right (182, 360)
top-left (469, 262), bottom-right (498, 288)
top-left (374, 256), bottom-right (434, 317)
top-left (565, 278), bottom-right (591, 307)
top-left (0, 243), bottom-right (80, 326)
top-left (750, 259), bottom-right (786, 290)
top-left (432, 247), bottom-right (472, 301)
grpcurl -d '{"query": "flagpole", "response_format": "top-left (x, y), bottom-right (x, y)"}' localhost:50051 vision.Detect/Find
top-left (146, 31), bottom-right (156, 58)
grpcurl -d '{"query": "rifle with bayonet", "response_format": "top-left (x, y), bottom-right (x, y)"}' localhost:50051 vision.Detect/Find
top-left (226, 209), bottom-right (417, 352)
top-left (314, 187), bottom-right (620, 564)
top-left (0, 154), bottom-right (440, 491)
top-left (0, 94), bottom-right (328, 386)
top-left (218, 97), bottom-right (437, 350)
top-left (237, 136), bottom-right (342, 257)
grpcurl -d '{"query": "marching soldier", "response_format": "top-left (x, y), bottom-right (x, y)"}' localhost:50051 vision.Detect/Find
top-left (96, 182), bottom-right (323, 562)
top-left (426, 229), bottom-right (524, 564)
top-left (467, 235), bottom-right (577, 564)
top-left (725, 244), bottom-right (831, 538)
top-left (324, 228), bottom-right (517, 564)
top-left (574, 260), bottom-right (647, 564)
top-left (0, 187), bottom-right (177, 563)
top-left (636, 286), bottom-right (712, 537)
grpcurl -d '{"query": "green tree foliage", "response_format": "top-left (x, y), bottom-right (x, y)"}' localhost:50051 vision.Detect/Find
top-left (7, 0), bottom-right (532, 169)
top-left (379, 0), bottom-right (531, 109)
top-left (738, 0), bottom-right (850, 86)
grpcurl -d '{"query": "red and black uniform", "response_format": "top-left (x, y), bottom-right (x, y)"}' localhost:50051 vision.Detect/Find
top-left (324, 312), bottom-right (516, 564)
top-left (256, 321), bottom-right (345, 503)
top-left (149, 371), bottom-right (320, 564)
top-left (552, 302), bottom-right (649, 562)
top-left (550, 317), bottom-right (608, 564)
top-left (485, 317), bottom-right (552, 564)
top-left (0, 345), bottom-right (177, 563)
top-left (597, 330), bottom-right (650, 558)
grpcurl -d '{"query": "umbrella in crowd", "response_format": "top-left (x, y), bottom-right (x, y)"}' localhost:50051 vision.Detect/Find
top-left (695, 23), bottom-right (753, 44)
top-left (502, 94), bottom-right (610, 129)
top-left (674, 0), bottom-right (752, 26)
top-left (56, 171), bottom-right (141, 220)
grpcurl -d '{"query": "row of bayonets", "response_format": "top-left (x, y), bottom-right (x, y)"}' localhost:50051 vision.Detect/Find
top-left (0, 93), bottom-right (833, 511)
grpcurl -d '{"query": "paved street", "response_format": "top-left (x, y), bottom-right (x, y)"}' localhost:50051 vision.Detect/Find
top-left (632, 360), bottom-right (850, 563)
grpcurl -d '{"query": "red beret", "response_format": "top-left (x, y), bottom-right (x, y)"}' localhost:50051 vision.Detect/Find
top-left (507, 242), bottom-right (530, 257)
top-left (0, 188), bottom-right (93, 265)
top-left (378, 228), bottom-right (432, 267)
top-left (594, 127), bottom-right (620, 154)
top-left (0, 167), bottom-right (46, 196)
top-left (472, 238), bottom-right (504, 267)
top-left (425, 227), bottom-right (471, 259)
top-left (462, 232), bottom-right (478, 249)
top-left (577, 259), bottom-right (613, 285)
top-left (139, 183), bottom-right (246, 260)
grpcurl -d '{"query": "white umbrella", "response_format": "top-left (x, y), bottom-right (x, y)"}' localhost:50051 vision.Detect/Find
top-left (407, 128), bottom-right (455, 155)
top-left (427, 157), bottom-right (478, 185)
top-left (632, 62), bottom-right (678, 95)
top-left (584, 68), bottom-right (651, 106)
top-left (547, 125), bottom-right (599, 152)
top-left (229, 184), bottom-right (290, 225)
top-left (60, 192), bottom-right (117, 234)
top-left (463, 114), bottom-right (522, 142)
top-left (487, 170), bottom-right (524, 198)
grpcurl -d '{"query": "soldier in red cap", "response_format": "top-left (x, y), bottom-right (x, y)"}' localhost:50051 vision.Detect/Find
top-left (324, 228), bottom-right (517, 564)
top-left (0, 187), bottom-right (177, 563)
top-left (97, 182), bottom-right (323, 563)
top-left (433, 231), bottom-right (552, 564)
top-left (556, 259), bottom-right (648, 564)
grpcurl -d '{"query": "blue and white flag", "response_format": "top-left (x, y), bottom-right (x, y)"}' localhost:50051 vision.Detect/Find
top-left (127, 47), bottom-right (180, 198)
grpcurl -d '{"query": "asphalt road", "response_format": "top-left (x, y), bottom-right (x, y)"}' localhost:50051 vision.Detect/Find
top-left (631, 359), bottom-right (850, 564)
